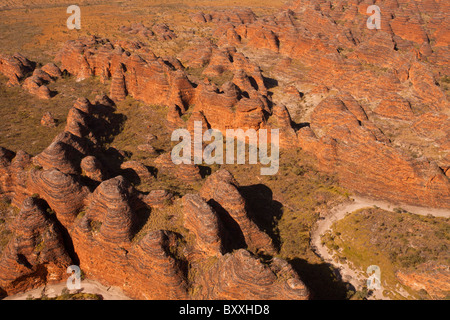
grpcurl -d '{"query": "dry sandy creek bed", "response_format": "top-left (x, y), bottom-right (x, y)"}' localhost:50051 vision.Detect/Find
top-left (3, 279), bottom-right (131, 300)
top-left (310, 195), bottom-right (450, 300)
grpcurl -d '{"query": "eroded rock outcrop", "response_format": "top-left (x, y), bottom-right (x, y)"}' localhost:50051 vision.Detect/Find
top-left (0, 55), bottom-right (60, 99)
top-left (56, 36), bottom-right (195, 108)
top-left (0, 53), bottom-right (35, 86)
top-left (191, 0), bottom-right (450, 210)
top-left (78, 176), bottom-right (135, 243)
top-left (190, 8), bottom-right (257, 25)
top-left (119, 23), bottom-right (177, 41)
top-left (154, 153), bottom-right (202, 184)
top-left (142, 189), bottom-right (173, 208)
top-left (195, 249), bottom-right (309, 300)
top-left (397, 262), bottom-right (450, 299)
top-left (28, 168), bottom-right (89, 227)
top-left (297, 96), bottom-right (450, 208)
top-left (0, 197), bottom-right (72, 295)
top-left (127, 230), bottom-right (188, 299)
top-left (120, 161), bottom-right (154, 185)
top-left (80, 156), bottom-right (107, 182)
top-left (200, 170), bottom-right (276, 255)
top-left (1, 0), bottom-right (448, 300)
top-left (70, 176), bottom-right (189, 299)
top-left (182, 194), bottom-right (223, 257)
top-left (110, 63), bottom-right (127, 101)
top-left (32, 141), bottom-right (84, 175)
top-left (40, 112), bottom-right (58, 128)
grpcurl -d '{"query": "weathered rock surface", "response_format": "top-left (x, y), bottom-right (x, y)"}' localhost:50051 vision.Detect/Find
top-left (374, 94), bottom-right (414, 120)
top-left (110, 63), bottom-right (127, 101)
top-left (200, 170), bottom-right (276, 255)
top-left (182, 194), bottom-right (223, 257)
top-left (56, 37), bottom-right (272, 135)
top-left (154, 153), bottom-right (202, 184)
top-left (0, 85), bottom-right (308, 300)
top-left (56, 36), bottom-right (195, 108)
top-left (0, 197), bottom-right (72, 295)
top-left (127, 230), bottom-right (188, 299)
top-left (120, 23), bottom-right (176, 41)
top-left (142, 189), bottom-right (173, 208)
top-left (40, 112), bottom-right (57, 128)
top-left (189, 0), bottom-right (450, 209)
top-left (0, 147), bottom-right (16, 200)
top-left (78, 176), bottom-right (135, 243)
top-left (28, 168), bottom-right (89, 227)
top-left (80, 156), bottom-right (107, 182)
top-left (0, 56), bottom-right (60, 98)
top-left (0, 53), bottom-right (35, 86)
top-left (71, 176), bottom-right (189, 299)
top-left (120, 161), bottom-right (154, 185)
top-left (1, 0), bottom-right (449, 300)
top-left (0, 149), bottom-right (32, 208)
top-left (298, 96), bottom-right (450, 208)
top-left (40, 63), bottom-right (62, 79)
top-left (190, 8), bottom-right (257, 25)
top-left (32, 141), bottom-right (83, 175)
top-left (196, 249), bottom-right (309, 300)
top-left (397, 262), bottom-right (450, 299)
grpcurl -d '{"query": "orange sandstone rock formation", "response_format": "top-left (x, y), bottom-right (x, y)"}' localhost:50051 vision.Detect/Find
top-left (0, 197), bottom-right (72, 296)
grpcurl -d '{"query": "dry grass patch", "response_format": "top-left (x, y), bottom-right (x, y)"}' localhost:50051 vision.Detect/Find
top-left (322, 207), bottom-right (450, 299)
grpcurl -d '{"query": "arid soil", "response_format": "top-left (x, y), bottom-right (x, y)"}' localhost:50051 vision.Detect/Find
top-left (3, 279), bottom-right (131, 300)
